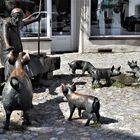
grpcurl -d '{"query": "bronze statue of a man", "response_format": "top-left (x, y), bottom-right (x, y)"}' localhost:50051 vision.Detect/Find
top-left (0, 8), bottom-right (41, 80)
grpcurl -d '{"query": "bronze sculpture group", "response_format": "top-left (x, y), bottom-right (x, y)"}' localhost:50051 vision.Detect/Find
top-left (0, 7), bottom-right (139, 130)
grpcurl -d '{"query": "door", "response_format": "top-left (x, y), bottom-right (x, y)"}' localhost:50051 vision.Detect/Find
top-left (51, 0), bottom-right (76, 52)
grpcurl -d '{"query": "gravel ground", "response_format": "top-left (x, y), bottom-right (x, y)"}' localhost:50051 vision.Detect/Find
top-left (0, 52), bottom-right (140, 140)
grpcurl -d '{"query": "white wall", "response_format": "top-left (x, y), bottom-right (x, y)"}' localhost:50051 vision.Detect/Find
top-left (129, 0), bottom-right (140, 16)
top-left (22, 38), bottom-right (51, 54)
top-left (78, 0), bottom-right (90, 53)
top-left (78, 0), bottom-right (140, 53)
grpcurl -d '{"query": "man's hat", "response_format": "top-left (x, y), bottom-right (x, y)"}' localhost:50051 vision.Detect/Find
top-left (11, 8), bottom-right (24, 17)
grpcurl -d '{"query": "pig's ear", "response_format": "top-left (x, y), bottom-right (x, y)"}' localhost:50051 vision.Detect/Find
top-left (111, 65), bottom-right (115, 71)
top-left (68, 62), bottom-right (73, 67)
top-left (128, 61), bottom-right (130, 64)
top-left (22, 52), bottom-right (30, 65)
top-left (71, 82), bottom-right (76, 92)
top-left (61, 83), bottom-right (68, 94)
top-left (118, 66), bottom-right (121, 70)
top-left (61, 83), bottom-right (65, 90)
top-left (61, 83), bottom-right (65, 86)
top-left (8, 50), bottom-right (16, 65)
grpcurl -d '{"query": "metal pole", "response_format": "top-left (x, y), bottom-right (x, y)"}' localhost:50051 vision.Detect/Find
top-left (38, 0), bottom-right (42, 56)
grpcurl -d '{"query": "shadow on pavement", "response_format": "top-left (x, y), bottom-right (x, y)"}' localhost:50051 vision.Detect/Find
top-left (37, 74), bottom-right (85, 95)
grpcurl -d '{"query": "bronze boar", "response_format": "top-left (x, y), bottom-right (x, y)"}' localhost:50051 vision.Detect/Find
top-left (61, 83), bottom-right (100, 126)
top-left (68, 60), bottom-right (95, 75)
top-left (2, 51), bottom-right (33, 130)
top-left (90, 65), bottom-right (121, 86)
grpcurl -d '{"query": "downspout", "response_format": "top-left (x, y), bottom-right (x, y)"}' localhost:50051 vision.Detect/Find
top-left (78, 0), bottom-right (86, 53)
top-left (38, 0), bottom-right (42, 56)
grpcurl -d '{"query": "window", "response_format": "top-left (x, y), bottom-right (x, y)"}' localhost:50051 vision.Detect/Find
top-left (90, 0), bottom-right (140, 36)
top-left (20, 0), bottom-right (47, 37)
top-left (52, 0), bottom-right (71, 36)
top-left (21, 11), bottom-right (48, 37)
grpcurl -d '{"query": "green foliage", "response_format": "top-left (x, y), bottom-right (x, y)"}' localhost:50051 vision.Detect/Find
top-left (91, 73), bottom-right (139, 88)
top-left (90, 121), bottom-right (102, 128)
top-left (112, 80), bottom-right (125, 88)
top-left (112, 73), bottom-right (136, 87)
top-left (91, 83), bottom-right (101, 89)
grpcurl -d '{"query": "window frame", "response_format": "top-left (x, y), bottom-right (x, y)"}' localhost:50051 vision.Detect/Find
top-left (89, 0), bottom-right (140, 39)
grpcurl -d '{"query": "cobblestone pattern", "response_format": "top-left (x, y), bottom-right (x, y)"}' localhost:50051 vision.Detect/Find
top-left (0, 52), bottom-right (140, 140)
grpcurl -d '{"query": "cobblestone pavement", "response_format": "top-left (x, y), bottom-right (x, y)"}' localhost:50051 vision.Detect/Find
top-left (0, 52), bottom-right (140, 140)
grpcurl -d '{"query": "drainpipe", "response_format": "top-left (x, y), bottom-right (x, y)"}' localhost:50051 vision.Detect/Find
top-left (47, 0), bottom-right (52, 38)
top-left (38, 0), bottom-right (42, 56)
top-left (78, 0), bottom-right (86, 54)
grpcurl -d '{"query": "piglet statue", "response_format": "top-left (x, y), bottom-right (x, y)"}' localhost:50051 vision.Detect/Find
top-left (2, 51), bottom-right (33, 130)
top-left (61, 83), bottom-right (100, 126)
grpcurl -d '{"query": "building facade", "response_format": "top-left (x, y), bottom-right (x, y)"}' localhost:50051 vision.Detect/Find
top-left (1, 0), bottom-right (140, 53)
